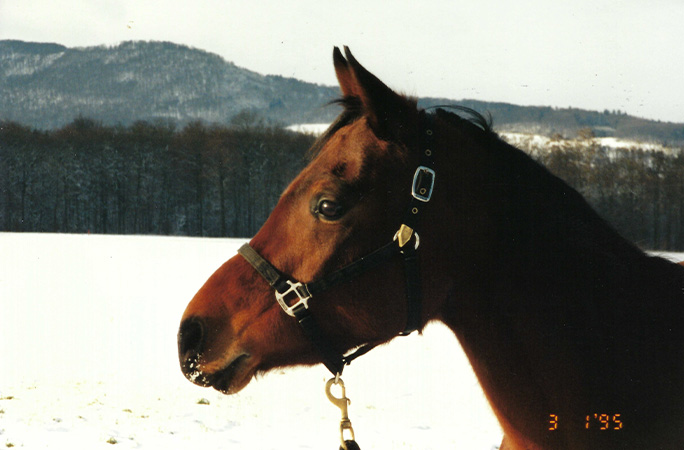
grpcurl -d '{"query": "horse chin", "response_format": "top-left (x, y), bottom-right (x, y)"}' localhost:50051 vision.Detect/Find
top-left (207, 353), bottom-right (256, 395)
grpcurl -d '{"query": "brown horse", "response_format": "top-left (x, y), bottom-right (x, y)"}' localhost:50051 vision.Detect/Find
top-left (178, 47), bottom-right (684, 449)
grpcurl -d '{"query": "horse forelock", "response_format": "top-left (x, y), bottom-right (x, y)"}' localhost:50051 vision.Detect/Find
top-left (307, 96), bottom-right (364, 160)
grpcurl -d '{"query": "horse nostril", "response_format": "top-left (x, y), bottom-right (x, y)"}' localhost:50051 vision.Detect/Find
top-left (178, 317), bottom-right (206, 360)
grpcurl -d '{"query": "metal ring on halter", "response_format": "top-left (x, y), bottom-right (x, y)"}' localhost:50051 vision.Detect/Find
top-left (411, 232), bottom-right (420, 250)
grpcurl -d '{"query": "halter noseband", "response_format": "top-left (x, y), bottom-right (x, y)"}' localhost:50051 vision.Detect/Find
top-left (238, 113), bottom-right (436, 376)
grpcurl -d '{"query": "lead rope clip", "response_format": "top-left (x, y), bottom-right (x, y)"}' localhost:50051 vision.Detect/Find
top-left (325, 377), bottom-right (358, 450)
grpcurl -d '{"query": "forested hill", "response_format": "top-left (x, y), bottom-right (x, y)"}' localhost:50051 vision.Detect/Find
top-left (0, 40), bottom-right (339, 128)
top-left (1, 39), bottom-right (684, 145)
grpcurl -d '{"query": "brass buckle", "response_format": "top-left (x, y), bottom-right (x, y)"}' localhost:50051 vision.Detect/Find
top-left (394, 224), bottom-right (420, 249)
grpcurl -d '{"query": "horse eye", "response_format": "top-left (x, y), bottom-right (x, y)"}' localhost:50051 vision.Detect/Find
top-left (317, 199), bottom-right (345, 220)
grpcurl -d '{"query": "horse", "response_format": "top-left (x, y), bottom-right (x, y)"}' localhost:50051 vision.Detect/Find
top-left (178, 47), bottom-right (684, 449)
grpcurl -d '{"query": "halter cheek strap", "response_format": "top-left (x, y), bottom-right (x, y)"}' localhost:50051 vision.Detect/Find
top-left (238, 239), bottom-right (411, 375)
top-left (238, 113), bottom-right (436, 376)
top-left (238, 242), bottom-right (347, 374)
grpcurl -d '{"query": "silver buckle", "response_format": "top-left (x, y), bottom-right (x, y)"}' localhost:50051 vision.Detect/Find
top-left (275, 280), bottom-right (312, 317)
top-left (411, 166), bottom-right (435, 202)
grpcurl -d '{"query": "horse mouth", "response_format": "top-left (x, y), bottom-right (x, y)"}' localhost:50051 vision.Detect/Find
top-left (207, 353), bottom-right (253, 395)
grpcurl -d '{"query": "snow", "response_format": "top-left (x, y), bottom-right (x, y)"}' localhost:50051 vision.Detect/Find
top-left (501, 132), bottom-right (680, 155)
top-left (285, 123), bottom-right (330, 135)
top-left (283, 124), bottom-right (681, 155)
top-left (649, 251), bottom-right (684, 264)
top-left (500, 132), bottom-right (553, 149)
top-left (0, 232), bottom-right (503, 449)
top-left (593, 137), bottom-right (669, 152)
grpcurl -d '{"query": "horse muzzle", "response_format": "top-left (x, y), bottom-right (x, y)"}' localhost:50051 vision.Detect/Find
top-left (178, 316), bottom-right (254, 394)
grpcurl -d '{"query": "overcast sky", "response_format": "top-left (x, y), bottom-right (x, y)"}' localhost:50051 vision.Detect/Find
top-left (2, 0), bottom-right (683, 123)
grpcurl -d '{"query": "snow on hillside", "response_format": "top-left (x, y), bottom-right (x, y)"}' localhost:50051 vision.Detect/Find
top-left (285, 123), bottom-right (682, 155)
top-left (285, 123), bottom-right (331, 135)
top-left (500, 132), bottom-right (680, 155)
top-left (0, 233), bottom-right (502, 449)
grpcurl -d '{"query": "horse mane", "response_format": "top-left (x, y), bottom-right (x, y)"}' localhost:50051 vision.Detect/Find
top-left (308, 97), bottom-right (495, 160)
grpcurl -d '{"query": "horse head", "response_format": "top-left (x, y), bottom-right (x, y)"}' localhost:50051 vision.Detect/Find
top-left (178, 47), bottom-right (451, 394)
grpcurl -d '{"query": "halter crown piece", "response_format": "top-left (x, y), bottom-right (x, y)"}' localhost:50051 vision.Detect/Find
top-left (237, 112), bottom-right (436, 376)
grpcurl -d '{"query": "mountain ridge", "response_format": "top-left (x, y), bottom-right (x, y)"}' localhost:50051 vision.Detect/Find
top-left (0, 39), bottom-right (339, 128)
top-left (1, 40), bottom-right (683, 145)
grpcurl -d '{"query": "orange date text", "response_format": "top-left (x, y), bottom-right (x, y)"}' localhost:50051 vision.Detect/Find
top-left (548, 414), bottom-right (623, 431)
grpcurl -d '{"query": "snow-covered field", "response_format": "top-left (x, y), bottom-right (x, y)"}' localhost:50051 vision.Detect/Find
top-left (0, 232), bottom-right (504, 449)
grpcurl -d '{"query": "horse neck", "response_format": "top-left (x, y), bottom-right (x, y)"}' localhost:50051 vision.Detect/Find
top-left (431, 121), bottom-right (650, 318)
top-left (429, 121), bottom-right (684, 448)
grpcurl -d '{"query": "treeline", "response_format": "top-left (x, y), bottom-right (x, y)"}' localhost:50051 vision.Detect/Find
top-left (0, 114), bottom-right (314, 237)
top-left (527, 142), bottom-right (684, 250)
top-left (1, 118), bottom-right (683, 250)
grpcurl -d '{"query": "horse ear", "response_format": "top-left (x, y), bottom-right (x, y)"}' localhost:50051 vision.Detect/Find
top-left (339, 46), bottom-right (417, 141)
top-left (333, 47), bottom-right (357, 98)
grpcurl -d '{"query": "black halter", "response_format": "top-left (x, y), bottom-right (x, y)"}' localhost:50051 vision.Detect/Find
top-left (238, 114), bottom-right (436, 376)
